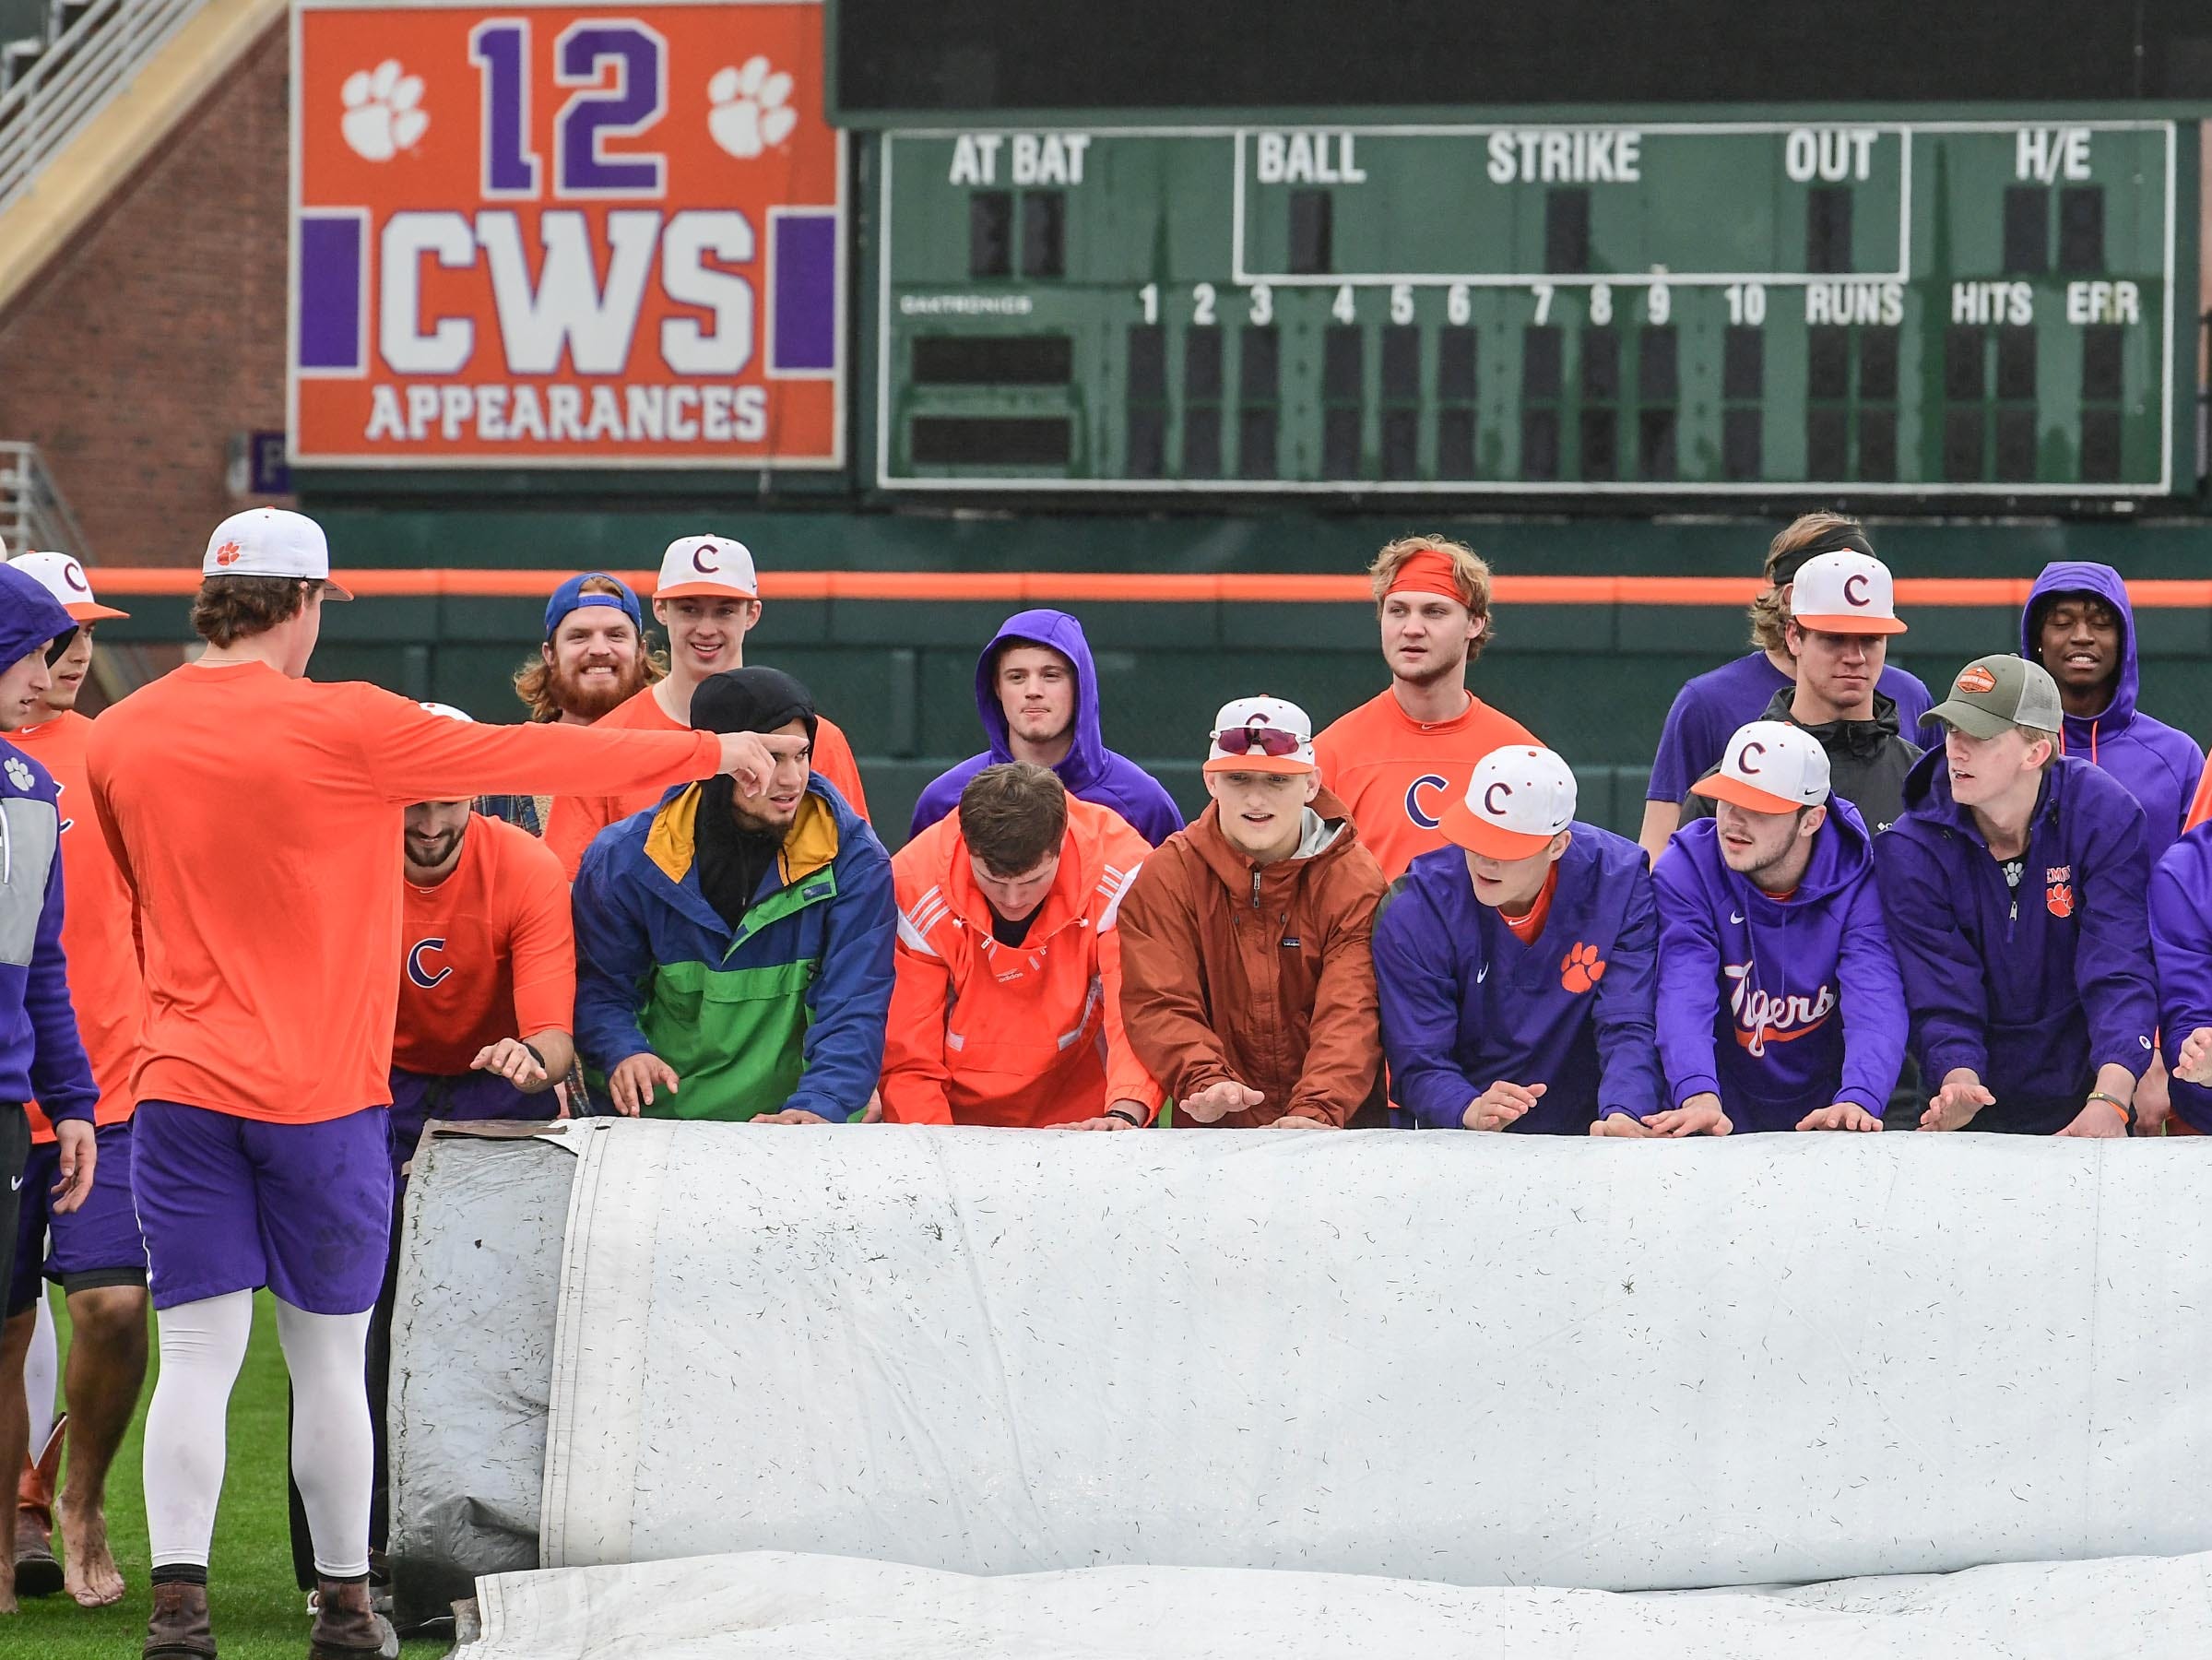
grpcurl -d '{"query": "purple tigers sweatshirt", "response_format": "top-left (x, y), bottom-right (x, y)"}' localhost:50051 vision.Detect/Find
top-left (1652, 799), bottom-right (1907, 1132)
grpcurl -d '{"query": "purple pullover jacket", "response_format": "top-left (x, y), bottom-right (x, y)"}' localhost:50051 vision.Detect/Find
top-left (907, 610), bottom-right (1184, 847)
top-left (1653, 800), bottom-right (1907, 1132)
top-left (2148, 824), bottom-right (2212, 1132)
top-left (2021, 562), bottom-right (2202, 862)
top-left (1373, 822), bottom-right (1662, 1132)
top-left (1875, 748), bottom-right (2154, 1133)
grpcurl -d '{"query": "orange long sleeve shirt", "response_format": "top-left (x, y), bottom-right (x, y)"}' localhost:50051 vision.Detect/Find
top-left (542, 683), bottom-right (870, 877)
top-left (87, 661), bottom-right (719, 1124)
top-left (15, 710), bottom-right (144, 1141)
top-left (394, 813), bottom-right (574, 1076)
top-left (881, 797), bottom-right (1163, 1127)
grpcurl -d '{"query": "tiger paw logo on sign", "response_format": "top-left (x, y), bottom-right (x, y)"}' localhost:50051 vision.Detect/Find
top-left (1955, 664), bottom-right (1998, 694)
top-left (1560, 942), bottom-right (1606, 994)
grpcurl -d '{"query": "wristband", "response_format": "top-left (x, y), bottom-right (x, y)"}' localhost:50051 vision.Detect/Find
top-left (1105, 1107), bottom-right (1145, 1127)
top-left (520, 1040), bottom-right (548, 1071)
top-left (2088, 1090), bottom-right (2133, 1129)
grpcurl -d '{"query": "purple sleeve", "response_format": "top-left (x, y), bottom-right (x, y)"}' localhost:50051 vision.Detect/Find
top-left (2151, 843), bottom-right (2212, 1123)
top-left (1833, 874), bottom-right (1909, 1113)
top-left (1372, 883), bottom-right (1481, 1129)
top-left (907, 772), bottom-right (964, 843)
top-left (1874, 830), bottom-right (1990, 1084)
top-left (27, 836), bottom-right (96, 1125)
top-left (1882, 667), bottom-right (1935, 739)
top-left (1590, 863), bottom-right (1664, 1119)
top-left (1650, 856), bottom-right (1723, 1108)
top-left (2074, 795), bottom-right (2156, 1080)
top-left (1127, 778), bottom-right (1186, 848)
top-left (1646, 682), bottom-right (1709, 802)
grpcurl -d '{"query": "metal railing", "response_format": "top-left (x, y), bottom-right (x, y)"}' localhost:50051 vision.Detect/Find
top-left (0, 0), bottom-right (206, 214)
top-left (0, 438), bottom-right (90, 561)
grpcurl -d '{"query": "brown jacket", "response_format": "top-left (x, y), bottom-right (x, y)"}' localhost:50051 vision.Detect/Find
top-left (1116, 791), bottom-right (1387, 1126)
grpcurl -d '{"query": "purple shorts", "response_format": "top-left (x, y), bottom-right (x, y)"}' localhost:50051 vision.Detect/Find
top-left (132, 1101), bottom-right (392, 1315)
top-left (387, 1067), bottom-right (548, 1177)
top-left (8, 1122), bottom-right (147, 1316)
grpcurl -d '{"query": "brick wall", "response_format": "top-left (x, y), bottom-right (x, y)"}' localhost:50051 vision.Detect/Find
top-left (0, 19), bottom-right (290, 565)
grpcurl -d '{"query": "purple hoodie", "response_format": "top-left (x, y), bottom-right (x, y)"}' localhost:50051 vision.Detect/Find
top-left (1653, 800), bottom-right (1907, 1132)
top-left (907, 610), bottom-right (1185, 848)
top-left (1875, 749), bottom-right (2154, 1133)
top-left (2149, 824), bottom-right (2212, 1132)
top-left (0, 564), bottom-right (97, 1129)
top-left (2021, 562), bottom-right (2202, 862)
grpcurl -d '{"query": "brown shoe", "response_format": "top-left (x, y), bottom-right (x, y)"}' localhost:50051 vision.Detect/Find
top-left (14, 1416), bottom-right (65, 1599)
top-left (308, 1575), bottom-right (398, 1659)
top-left (144, 1580), bottom-right (218, 1658)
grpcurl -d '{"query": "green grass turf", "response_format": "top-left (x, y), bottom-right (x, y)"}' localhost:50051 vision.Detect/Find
top-left (9, 1288), bottom-right (447, 1658)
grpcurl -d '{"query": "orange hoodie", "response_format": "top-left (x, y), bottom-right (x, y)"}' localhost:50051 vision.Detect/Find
top-left (881, 796), bottom-right (1164, 1127)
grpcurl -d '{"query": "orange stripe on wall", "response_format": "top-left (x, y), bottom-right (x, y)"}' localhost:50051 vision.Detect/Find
top-left (80, 569), bottom-right (2212, 608)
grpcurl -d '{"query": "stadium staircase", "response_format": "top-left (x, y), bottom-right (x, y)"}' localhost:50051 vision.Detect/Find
top-left (0, 0), bottom-right (283, 313)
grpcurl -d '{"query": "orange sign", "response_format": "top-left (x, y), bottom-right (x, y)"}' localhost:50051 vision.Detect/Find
top-left (290, 1), bottom-right (840, 468)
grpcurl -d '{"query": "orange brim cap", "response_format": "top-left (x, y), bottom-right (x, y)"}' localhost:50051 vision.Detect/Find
top-left (1690, 773), bottom-right (1804, 813)
top-left (654, 579), bottom-right (758, 600)
top-left (64, 601), bottom-right (128, 622)
top-left (1792, 612), bottom-right (1907, 634)
top-left (1203, 752), bottom-right (1314, 776)
top-left (1439, 797), bottom-right (1556, 859)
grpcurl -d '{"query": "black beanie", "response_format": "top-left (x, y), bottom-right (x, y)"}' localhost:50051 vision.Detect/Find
top-left (689, 667), bottom-right (817, 742)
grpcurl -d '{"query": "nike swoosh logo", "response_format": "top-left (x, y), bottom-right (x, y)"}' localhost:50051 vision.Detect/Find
top-left (7, 1175), bottom-right (19, 1192)
top-left (1730, 911), bottom-right (1746, 924)
top-left (1476, 962), bottom-right (1489, 982)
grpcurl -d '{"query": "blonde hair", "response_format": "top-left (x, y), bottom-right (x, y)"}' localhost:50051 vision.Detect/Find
top-left (1367, 535), bottom-right (1496, 663)
top-left (1750, 512), bottom-right (1873, 653)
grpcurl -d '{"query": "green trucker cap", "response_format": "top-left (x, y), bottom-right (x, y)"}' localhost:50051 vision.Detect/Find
top-left (1923, 653), bottom-right (2064, 741)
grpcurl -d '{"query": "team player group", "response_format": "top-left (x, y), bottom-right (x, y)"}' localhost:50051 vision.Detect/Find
top-left (0, 509), bottom-right (2207, 1655)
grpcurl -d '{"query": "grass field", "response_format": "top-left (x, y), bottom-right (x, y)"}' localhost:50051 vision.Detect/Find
top-left (12, 1288), bottom-right (448, 1659)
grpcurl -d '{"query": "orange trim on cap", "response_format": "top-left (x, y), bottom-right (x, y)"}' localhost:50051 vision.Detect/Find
top-left (72, 569), bottom-right (2212, 609)
top-left (1438, 797), bottom-right (1558, 860)
top-left (1690, 773), bottom-right (1813, 814)
top-left (1202, 752), bottom-right (1315, 776)
top-left (1791, 611), bottom-right (1908, 634)
top-left (651, 580), bottom-right (759, 600)
top-left (65, 601), bottom-right (130, 622)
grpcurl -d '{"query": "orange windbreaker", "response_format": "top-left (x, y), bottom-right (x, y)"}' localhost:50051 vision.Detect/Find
top-left (881, 796), bottom-right (1163, 1127)
top-left (15, 710), bottom-right (144, 1140)
top-left (543, 684), bottom-right (870, 878)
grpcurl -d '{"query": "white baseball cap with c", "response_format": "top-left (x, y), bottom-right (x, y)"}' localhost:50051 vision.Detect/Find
top-left (1441, 746), bottom-right (1578, 859)
top-left (1692, 720), bottom-right (1832, 814)
top-left (202, 508), bottom-right (351, 598)
top-left (1789, 550), bottom-right (1907, 634)
top-left (1204, 694), bottom-right (1316, 775)
top-left (655, 535), bottom-right (759, 600)
top-left (10, 551), bottom-right (128, 622)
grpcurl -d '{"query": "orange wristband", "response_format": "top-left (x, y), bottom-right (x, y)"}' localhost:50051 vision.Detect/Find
top-left (2089, 1092), bottom-right (2130, 1126)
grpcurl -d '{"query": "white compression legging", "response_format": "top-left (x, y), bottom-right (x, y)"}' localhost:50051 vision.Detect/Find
top-left (25, 1290), bottom-right (57, 1453)
top-left (142, 1291), bottom-right (374, 1578)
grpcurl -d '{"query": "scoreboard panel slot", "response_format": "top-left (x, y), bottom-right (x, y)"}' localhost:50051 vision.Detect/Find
top-left (911, 335), bottom-right (1073, 385)
top-left (880, 121), bottom-right (2181, 493)
top-left (911, 416), bottom-right (1071, 467)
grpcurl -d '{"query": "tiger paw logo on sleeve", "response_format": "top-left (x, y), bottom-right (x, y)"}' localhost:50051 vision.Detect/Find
top-left (1560, 942), bottom-right (1606, 994)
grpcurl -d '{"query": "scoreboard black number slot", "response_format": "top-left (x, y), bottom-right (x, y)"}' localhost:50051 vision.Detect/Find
top-left (879, 120), bottom-right (2183, 493)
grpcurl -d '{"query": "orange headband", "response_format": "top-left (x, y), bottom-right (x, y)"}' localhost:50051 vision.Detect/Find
top-left (1386, 549), bottom-right (1471, 605)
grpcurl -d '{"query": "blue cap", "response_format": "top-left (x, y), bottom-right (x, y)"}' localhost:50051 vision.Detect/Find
top-left (544, 573), bottom-right (644, 640)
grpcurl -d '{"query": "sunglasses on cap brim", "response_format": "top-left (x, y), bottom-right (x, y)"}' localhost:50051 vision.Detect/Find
top-left (1212, 725), bottom-right (1304, 758)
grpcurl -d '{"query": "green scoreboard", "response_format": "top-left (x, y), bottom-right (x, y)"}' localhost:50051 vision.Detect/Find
top-left (875, 120), bottom-right (2190, 495)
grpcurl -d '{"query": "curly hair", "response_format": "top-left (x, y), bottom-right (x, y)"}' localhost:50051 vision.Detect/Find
top-left (1367, 534), bottom-right (1496, 664)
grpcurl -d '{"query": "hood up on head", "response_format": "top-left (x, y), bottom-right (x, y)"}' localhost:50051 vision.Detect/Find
top-left (971, 609), bottom-right (1108, 790)
top-left (2021, 561), bottom-right (2139, 741)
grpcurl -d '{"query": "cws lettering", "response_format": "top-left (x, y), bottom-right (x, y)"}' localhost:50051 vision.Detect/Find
top-left (1403, 773), bottom-right (1449, 830)
top-left (407, 937), bottom-right (454, 990)
top-left (1724, 963), bottom-right (1835, 1056)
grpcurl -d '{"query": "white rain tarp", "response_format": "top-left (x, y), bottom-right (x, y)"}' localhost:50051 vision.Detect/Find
top-left (452, 1549), bottom-right (2212, 1660)
top-left (515, 1121), bottom-right (2212, 1590)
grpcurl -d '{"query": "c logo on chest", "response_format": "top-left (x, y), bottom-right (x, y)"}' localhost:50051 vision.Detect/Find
top-left (1404, 774), bottom-right (1450, 829)
top-left (407, 938), bottom-right (453, 990)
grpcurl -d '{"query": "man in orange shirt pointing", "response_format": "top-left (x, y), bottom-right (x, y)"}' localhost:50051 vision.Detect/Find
top-left (1313, 537), bottom-right (1540, 881)
top-left (881, 763), bottom-right (1163, 1130)
top-left (542, 537), bottom-right (869, 877)
top-left (88, 508), bottom-right (775, 1660)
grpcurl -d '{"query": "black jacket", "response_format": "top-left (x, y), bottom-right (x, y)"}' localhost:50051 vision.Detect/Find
top-left (1681, 687), bottom-right (1922, 834)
